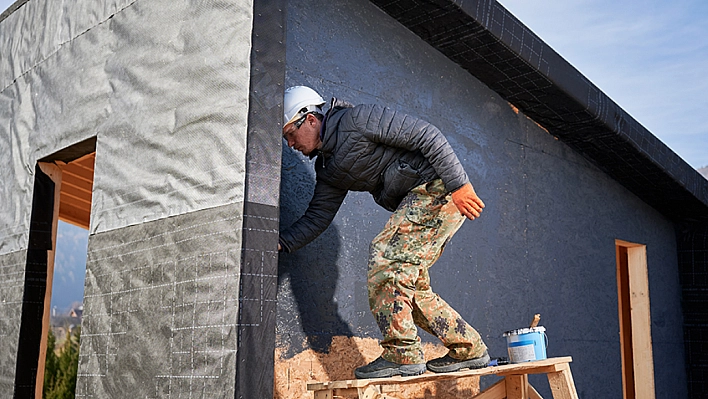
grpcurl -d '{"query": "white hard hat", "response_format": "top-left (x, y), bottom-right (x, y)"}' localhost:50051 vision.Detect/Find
top-left (283, 86), bottom-right (325, 126)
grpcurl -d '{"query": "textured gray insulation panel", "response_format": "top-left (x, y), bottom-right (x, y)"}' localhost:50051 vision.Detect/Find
top-left (278, 0), bottom-right (687, 397)
top-left (369, 0), bottom-right (708, 222)
top-left (0, 250), bottom-right (26, 394)
top-left (76, 203), bottom-right (243, 397)
top-left (0, 0), bottom-right (253, 255)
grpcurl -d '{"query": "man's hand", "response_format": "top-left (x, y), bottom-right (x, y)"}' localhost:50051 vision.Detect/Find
top-left (451, 183), bottom-right (485, 220)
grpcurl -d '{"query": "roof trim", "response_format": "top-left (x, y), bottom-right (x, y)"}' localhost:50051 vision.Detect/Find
top-left (370, 0), bottom-right (708, 222)
top-left (0, 0), bottom-right (28, 23)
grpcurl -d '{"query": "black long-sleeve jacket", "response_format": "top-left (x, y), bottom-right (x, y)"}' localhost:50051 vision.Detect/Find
top-left (278, 98), bottom-right (469, 253)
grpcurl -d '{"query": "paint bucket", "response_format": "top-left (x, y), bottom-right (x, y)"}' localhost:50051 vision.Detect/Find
top-left (502, 326), bottom-right (547, 363)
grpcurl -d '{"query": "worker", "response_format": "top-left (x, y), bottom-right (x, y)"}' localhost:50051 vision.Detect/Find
top-left (278, 86), bottom-right (489, 379)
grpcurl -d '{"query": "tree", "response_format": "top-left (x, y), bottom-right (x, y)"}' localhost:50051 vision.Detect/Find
top-left (43, 329), bottom-right (59, 397)
top-left (43, 326), bottom-right (80, 399)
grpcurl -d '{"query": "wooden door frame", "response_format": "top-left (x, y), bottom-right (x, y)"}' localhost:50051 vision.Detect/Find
top-left (34, 162), bottom-right (62, 398)
top-left (615, 240), bottom-right (655, 399)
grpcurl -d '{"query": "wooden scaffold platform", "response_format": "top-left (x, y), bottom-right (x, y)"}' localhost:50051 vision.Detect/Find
top-left (307, 356), bottom-right (578, 399)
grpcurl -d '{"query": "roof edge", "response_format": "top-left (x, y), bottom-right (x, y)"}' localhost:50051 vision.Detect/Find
top-left (370, 0), bottom-right (708, 222)
top-left (0, 0), bottom-right (29, 23)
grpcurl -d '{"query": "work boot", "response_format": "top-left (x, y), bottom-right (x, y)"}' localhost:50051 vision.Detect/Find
top-left (426, 350), bottom-right (490, 373)
top-left (354, 357), bottom-right (426, 379)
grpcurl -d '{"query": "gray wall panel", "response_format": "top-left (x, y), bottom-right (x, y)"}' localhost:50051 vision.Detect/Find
top-left (86, 0), bottom-right (253, 234)
top-left (0, 0), bottom-right (134, 89)
top-left (0, 250), bottom-right (26, 394)
top-left (277, 0), bottom-right (686, 397)
top-left (0, 0), bottom-right (254, 256)
top-left (76, 203), bottom-right (244, 398)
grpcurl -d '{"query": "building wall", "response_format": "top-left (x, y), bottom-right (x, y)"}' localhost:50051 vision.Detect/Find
top-left (276, 0), bottom-right (687, 398)
top-left (678, 223), bottom-right (708, 398)
top-left (0, 0), bottom-right (282, 397)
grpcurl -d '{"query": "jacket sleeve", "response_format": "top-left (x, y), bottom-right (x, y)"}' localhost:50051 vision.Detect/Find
top-left (349, 104), bottom-right (469, 193)
top-left (278, 180), bottom-right (348, 253)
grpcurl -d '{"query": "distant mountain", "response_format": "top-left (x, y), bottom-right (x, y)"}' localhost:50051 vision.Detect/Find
top-left (699, 166), bottom-right (708, 180)
top-left (52, 221), bottom-right (89, 313)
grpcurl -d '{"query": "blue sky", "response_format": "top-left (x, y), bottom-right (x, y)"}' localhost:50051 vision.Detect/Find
top-left (497, 0), bottom-right (708, 170)
top-left (53, 221), bottom-right (88, 312)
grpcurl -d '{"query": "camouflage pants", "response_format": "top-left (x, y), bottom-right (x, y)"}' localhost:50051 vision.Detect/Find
top-left (368, 179), bottom-right (487, 364)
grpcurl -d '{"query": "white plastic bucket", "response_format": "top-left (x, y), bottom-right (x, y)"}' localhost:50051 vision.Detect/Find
top-left (502, 326), bottom-right (547, 363)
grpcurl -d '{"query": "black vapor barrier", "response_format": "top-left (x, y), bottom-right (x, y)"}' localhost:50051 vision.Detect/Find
top-left (235, 0), bottom-right (285, 397)
top-left (235, 203), bottom-right (279, 399)
top-left (13, 166), bottom-right (54, 398)
top-left (678, 223), bottom-right (708, 398)
top-left (369, 0), bottom-right (708, 223)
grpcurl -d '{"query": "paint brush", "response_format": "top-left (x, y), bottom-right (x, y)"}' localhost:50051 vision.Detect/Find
top-left (530, 314), bottom-right (540, 328)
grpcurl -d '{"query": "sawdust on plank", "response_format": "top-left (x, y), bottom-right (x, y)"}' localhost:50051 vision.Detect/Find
top-left (274, 335), bottom-right (480, 399)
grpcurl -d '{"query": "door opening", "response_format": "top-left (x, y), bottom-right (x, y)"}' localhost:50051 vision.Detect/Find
top-left (615, 240), bottom-right (655, 399)
top-left (17, 140), bottom-right (95, 398)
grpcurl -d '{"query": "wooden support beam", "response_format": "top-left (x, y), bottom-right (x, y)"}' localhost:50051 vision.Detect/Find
top-left (472, 379), bottom-right (506, 399)
top-left (308, 357), bottom-right (577, 399)
top-left (35, 162), bottom-right (62, 399)
top-left (547, 363), bottom-right (579, 399)
top-left (56, 153), bottom-right (94, 230)
top-left (307, 357), bottom-right (573, 391)
top-left (357, 385), bottom-right (381, 399)
top-left (495, 364), bottom-right (566, 376)
top-left (506, 374), bottom-right (529, 399)
top-left (529, 383), bottom-right (544, 399)
top-left (313, 390), bottom-right (332, 399)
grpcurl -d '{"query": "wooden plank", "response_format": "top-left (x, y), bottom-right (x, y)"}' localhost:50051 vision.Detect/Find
top-left (529, 383), bottom-right (544, 399)
top-left (626, 245), bottom-right (656, 399)
top-left (313, 390), bottom-right (332, 399)
top-left (36, 162), bottom-right (62, 399)
top-left (59, 180), bottom-right (92, 205)
top-left (60, 176), bottom-right (93, 195)
top-left (380, 384), bottom-right (398, 393)
top-left (616, 243), bottom-right (635, 399)
top-left (506, 375), bottom-right (528, 399)
top-left (57, 154), bottom-right (94, 229)
top-left (615, 239), bottom-right (644, 248)
top-left (332, 388), bottom-right (358, 397)
top-left (61, 163), bottom-right (94, 184)
top-left (61, 153), bottom-right (95, 182)
top-left (495, 364), bottom-right (566, 376)
top-left (546, 364), bottom-right (579, 399)
top-left (472, 379), bottom-right (506, 399)
top-left (307, 357), bottom-right (573, 391)
top-left (60, 191), bottom-right (92, 208)
top-left (58, 201), bottom-right (90, 230)
top-left (357, 385), bottom-right (381, 399)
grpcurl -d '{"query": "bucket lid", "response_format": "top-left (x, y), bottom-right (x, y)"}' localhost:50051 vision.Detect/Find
top-left (502, 326), bottom-right (546, 336)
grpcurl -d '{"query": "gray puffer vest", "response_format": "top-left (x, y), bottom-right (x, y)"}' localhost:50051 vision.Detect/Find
top-left (279, 98), bottom-right (469, 253)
